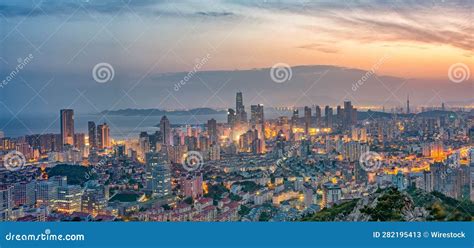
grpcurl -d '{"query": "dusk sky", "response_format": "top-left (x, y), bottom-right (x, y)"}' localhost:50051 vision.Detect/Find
top-left (0, 0), bottom-right (472, 115)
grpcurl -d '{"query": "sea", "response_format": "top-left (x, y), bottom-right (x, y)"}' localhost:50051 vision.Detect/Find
top-left (0, 111), bottom-right (287, 139)
top-left (0, 113), bottom-right (226, 139)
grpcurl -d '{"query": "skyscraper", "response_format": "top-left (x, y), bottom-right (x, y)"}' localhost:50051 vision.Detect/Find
top-left (315, 105), bottom-right (321, 128)
top-left (227, 108), bottom-right (236, 127)
top-left (343, 101), bottom-right (353, 128)
top-left (304, 106), bottom-right (312, 135)
top-left (97, 123), bottom-right (110, 149)
top-left (250, 104), bottom-right (264, 132)
top-left (160, 116), bottom-right (171, 145)
top-left (60, 109), bottom-right (74, 147)
top-left (88, 121), bottom-right (97, 149)
top-left (235, 92), bottom-right (247, 123)
top-left (325, 106), bottom-right (333, 128)
top-left (406, 94), bottom-right (410, 114)
top-left (145, 152), bottom-right (171, 197)
top-left (0, 185), bottom-right (13, 221)
top-left (207, 119), bottom-right (217, 144)
top-left (290, 108), bottom-right (299, 140)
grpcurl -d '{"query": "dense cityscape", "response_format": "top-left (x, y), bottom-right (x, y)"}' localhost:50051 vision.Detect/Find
top-left (0, 91), bottom-right (473, 222)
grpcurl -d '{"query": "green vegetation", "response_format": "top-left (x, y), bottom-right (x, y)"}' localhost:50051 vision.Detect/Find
top-left (109, 193), bottom-right (140, 202)
top-left (360, 187), bottom-right (405, 221)
top-left (234, 181), bottom-right (262, 193)
top-left (204, 183), bottom-right (229, 202)
top-left (162, 204), bottom-right (172, 210)
top-left (238, 205), bottom-right (251, 217)
top-left (229, 193), bottom-right (242, 201)
top-left (258, 211), bottom-right (271, 221)
top-left (183, 197), bottom-right (193, 205)
top-left (301, 187), bottom-right (473, 222)
top-left (301, 200), bottom-right (358, 221)
top-left (408, 188), bottom-right (473, 221)
top-left (47, 164), bottom-right (94, 185)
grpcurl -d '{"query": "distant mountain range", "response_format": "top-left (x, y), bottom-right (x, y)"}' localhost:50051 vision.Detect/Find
top-left (100, 108), bottom-right (226, 116)
top-left (101, 108), bottom-right (463, 121)
top-left (2, 64), bottom-right (472, 115)
top-left (357, 110), bottom-right (458, 120)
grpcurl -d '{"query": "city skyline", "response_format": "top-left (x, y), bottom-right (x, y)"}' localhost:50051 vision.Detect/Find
top-left (0, 0), bottom-right (473, 226)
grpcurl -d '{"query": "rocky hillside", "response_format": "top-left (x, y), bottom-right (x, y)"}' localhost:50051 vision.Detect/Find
top-left (302, 187), bottom-right (473, 221)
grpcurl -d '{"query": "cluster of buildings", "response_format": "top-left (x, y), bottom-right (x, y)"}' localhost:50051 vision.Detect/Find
top-left (0, 91), bottom-right (473, 221)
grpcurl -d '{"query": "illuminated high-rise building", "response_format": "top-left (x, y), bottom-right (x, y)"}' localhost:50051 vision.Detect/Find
top-left (56, 185), bottom-right (82, 214)
top-left (250, 104), bottom-right (265, 136)
top-left (315, 105), bottom-right (321, 127)
top-left (343, 101), bottom-right (353, 128)
top-left (74, 133), bottom-right (85, 150)
top-left (324, 106), bottom-right (333, 128)
top-left (12, 181), bottom-right (35, 207)
top-left (88, 121), bottom-right (97, 149)
top-left (227, 108), bottom-right (237, 127)
top-left (97, 123), bottom-right (110, 149)
top-left (207, 119), bottom-right (217, 144)
top-left (160, 116), bottom-right (171, 145)
top-left (60, 109), bottom-right (74, 147)
top-left (304, 106), bottom-right (311, 135)
top-left (0, 185), bottom-right (13, 221)
top-left (145, 152), bottom-right (171, 197)
top-left (321, 183), bottom-right (341, 209)
top-left (235, 92), bottom-right (247, 123)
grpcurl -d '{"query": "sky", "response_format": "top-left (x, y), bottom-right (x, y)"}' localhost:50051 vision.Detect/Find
top-left (0, 0), bottom-right (472, 115)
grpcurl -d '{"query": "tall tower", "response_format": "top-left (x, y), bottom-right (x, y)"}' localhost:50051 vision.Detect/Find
top-left (160, 116), bottom-right (171, 145)
top-left (235, 92), bottom-right (247, 123)
top-left (60, 109), bottom-right (74, 147)
top-left (406, 94), bottom-right (410, 114)
top-left (145, 152), bottom-right (171, 197)
top-left (325, 106), bottom-right (333, 128)
top-left (315, 105), bottom-right (321, 127)
top-left (97, 123), bottom-right (110, 149)
top-left (304, 106), bottom-right (312, 135)
top-left (207, 118), bottom-right (217, 144)
top-left (343, 101), bottom-right (353, 129)
top-left (88, 121), bottom-right (97, 149)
